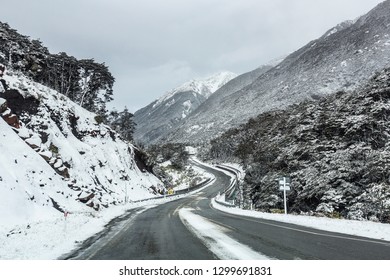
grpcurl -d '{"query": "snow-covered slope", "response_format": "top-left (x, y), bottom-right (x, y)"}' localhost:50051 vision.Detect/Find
top-left (0, 117), bottom-right (78, 226)
top-left (167, 0), bottom-right (390, 145)
top-left (155, 71), bottom-right (237, 107)
top-left (0, 69), bottom-right (163, 227)
top-left (166, 61), bottom-right (281, 145)
top-left (208, 67), bottom-right (390, 222)
top-left (133, 72), bottom-right (236, 145)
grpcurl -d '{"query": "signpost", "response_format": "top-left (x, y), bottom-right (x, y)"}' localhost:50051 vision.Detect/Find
top-left (278, 177), bottom-right (291, 214)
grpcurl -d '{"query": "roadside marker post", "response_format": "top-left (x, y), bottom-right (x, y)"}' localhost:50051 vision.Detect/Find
top-left (278, 177), bottom-right (291, 214)
top-left (63, 211), bottom-right (69, 237)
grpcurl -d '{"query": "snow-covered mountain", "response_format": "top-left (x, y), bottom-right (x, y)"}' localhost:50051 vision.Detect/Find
top-left (133, 71), bottom-right (236, 145)
top-left (0, 68), bottom-right (163, 227)
top-left (156, 72), bottom-right (237, 105)
top-left (208, 66), bottom-right (390, 222)
top-left (167, 0), bottom-right (390, 145)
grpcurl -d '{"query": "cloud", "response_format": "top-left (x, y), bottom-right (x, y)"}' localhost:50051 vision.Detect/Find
top-left (111, 60), bottom-right (195, 113)
top-left (0, 0), bottom-right (385, 111)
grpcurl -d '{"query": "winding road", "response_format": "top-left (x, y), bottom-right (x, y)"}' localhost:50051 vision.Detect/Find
top-left (64, 160), bottom-right (390, 260)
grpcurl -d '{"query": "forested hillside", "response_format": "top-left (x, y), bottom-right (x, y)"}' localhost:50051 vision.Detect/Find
top-left (208, 68), bottom-right (390, 222)
top-left (166, 0), bottom-right (390, 145)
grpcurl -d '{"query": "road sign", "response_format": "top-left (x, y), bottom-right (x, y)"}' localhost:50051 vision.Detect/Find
top-left (278, 176), bottom-right (291, 214)
top-left (278, 177), bottom-right (291, 191)
top-left (279, 184), bottom-right (291, 191)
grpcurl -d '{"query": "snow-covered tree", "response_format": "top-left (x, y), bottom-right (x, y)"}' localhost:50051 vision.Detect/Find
top-left (109, 107), bottom-right (136, 142)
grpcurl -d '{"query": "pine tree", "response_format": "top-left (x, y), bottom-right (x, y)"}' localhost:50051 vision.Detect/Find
top-left (118, 107), bottom-right (135, 141)
top-left (0, 21), bottom-right (116, 117)
top-left (109, 107), bottom-right (136, 142)
top-left (79, 59), bottom-right (114, 115)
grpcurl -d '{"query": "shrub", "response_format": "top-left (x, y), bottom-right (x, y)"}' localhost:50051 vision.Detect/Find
top-left (49, 143), bottom-right (59, 154)
top-left (94, 115), bottom-right (104, 124)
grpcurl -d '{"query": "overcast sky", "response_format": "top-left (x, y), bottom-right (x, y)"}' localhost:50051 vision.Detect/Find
top-left (1, 0), bottom-right (385, 112)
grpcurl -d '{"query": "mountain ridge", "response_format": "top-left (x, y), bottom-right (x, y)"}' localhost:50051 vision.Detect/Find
top-left (165, 0), bottom-right (390, 145)
top-left (133, 71), bottom-right (236, 145)
top-left (206, 66), bottom-right (390, 221)
top-left (154, 71), bottom-right (237, 108)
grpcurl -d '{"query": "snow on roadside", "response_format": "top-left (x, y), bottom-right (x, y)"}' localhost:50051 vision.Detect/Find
top-left (179, 165), bottom-right (213, 190)
top-left (191, 158), bottom-right (245, 178)
top-left (0, 178), bottom-right (218, 260)
top-left (201, 160), bottom-right (390, 242)
top-left (1, 69), bottom-right (168, 259)
top-left (159, 160), bottom-right (213, 192)
top-left (217, 163), bottom-right (245, 175)
top-left (212, 198), bottom-right (390, 242)
top-left (179, 208), bottom-right (270, 260)
top-left (0, 196), bottom-right (181, 260)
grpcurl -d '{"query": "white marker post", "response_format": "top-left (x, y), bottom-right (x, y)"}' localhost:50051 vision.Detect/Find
top-left (278, 177), bottom-right (291, 214)
top-left (63, 211), bottom-right (68, 237)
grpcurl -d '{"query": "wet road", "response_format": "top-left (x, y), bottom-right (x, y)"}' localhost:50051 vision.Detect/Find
top-left (65, 160), bottom-right (390, 260)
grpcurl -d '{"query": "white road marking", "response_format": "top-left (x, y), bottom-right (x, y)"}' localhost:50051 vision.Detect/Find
top-left (179, 208), bottom-right (272, 260)
top-left (79, 207), bottom-right (152, 260)
top-left (211, 201), bottom-right (390, 247)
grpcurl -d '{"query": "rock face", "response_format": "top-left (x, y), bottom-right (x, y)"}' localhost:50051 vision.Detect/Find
top-left (208, 67), bottom-right (390, 222)
top-left (2, 112), bottom-right (20, 128)
top-left (0, 97), bottom-right (6, 113)
top-left (133, 72), bottom-right (236, 145)
top-left (0, 68), bottom-right (162, 222)
top-left (166, 0), bottom-right (390, 145)
top-left (0, 90), bottom-right (21, 128)
top-left (0, 22), bottom-right (164, 221)
top-left (1, 89), bottom-right (40, 115)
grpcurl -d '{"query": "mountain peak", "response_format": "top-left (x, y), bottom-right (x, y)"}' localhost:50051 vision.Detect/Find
top-left (154, 71), bottom-right (236, 108)
top-left (134, 71), bottom-right (236, 144)
top-left (321, 20), bottom-right (356, 38)
top-left (165, 0), bottom-right (390, 145)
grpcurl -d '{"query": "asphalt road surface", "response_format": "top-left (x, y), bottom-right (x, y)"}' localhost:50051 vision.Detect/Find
top-left (64, 160), bottom-right (390, 260)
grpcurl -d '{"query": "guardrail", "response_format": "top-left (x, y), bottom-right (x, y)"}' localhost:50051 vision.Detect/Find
top-left (128, 177), bottom-right (214, 204)
top-left (214, 164), bottom-right (241, 201)
top-left (174, 177), bottom-right (213, 195)
top-left (129, 162), bottom-right (240, 207)
top-left (213, 196), bottom-right (237, 208)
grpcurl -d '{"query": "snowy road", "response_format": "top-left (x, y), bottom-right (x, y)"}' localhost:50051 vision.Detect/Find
top-left (65, 161), bottom-right (390, 260)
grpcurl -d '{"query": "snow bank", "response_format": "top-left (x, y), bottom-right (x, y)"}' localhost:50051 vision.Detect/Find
top-left (0, 169), bottom-right (216, 259)
top-left (0, 196), bottom-right (181, 260)
top-left (179, 208), bottom-right (270, 260)
top-left (0, 118), bottom-right (82, 226)
top-left (212, 198), bottom-right (390, 241)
